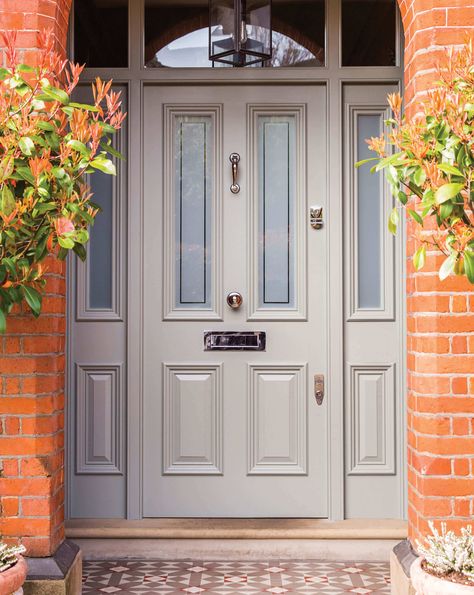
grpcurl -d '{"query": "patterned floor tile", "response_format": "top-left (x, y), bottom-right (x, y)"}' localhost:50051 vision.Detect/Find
top-left (82, 560), bottom-right (390, 594)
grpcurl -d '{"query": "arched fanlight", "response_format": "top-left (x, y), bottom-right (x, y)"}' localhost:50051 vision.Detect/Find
top-left (209, 0), bottom-right (272, 67)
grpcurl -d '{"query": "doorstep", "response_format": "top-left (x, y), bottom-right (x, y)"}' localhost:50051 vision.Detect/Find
top-left (65, 518), bottom-right (407, 540)
top-left (66, 519), bottom-right (407, 562)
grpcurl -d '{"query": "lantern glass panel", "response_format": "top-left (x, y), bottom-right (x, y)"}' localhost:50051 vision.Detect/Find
top-left (209, 0), bottom-right (272, 66)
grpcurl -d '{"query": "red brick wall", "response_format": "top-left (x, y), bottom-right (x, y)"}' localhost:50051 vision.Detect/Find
top-left (0, 0), bottom-right (473, 558)
top-left (0, 1), bottom-right (72, 558)
top-left (397, 0), bottom-right (474, 547)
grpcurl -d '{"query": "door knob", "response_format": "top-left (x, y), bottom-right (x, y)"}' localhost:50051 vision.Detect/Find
top-left (227, 292), bottom-right (243, 309)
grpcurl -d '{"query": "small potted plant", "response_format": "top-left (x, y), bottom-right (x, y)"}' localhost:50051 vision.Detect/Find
top-left (411, 522), bottom-right (474, 594)
top-left (0, 543), bottom-right (27, 595)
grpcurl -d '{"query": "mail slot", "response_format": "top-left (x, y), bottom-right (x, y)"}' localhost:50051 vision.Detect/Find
top-left (204, 331), bottom-right (266, 351)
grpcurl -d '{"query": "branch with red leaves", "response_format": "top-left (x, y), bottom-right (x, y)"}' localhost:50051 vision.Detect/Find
top-left (357, 41), bottom-right (474, 284)
top-left (0, 30), bottom-right (126, 330)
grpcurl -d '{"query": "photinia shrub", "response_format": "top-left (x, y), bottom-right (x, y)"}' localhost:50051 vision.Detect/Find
top-left (358, 42), bottom-right (474, 284)
top-left (0, 30), bottom-right (125, 331)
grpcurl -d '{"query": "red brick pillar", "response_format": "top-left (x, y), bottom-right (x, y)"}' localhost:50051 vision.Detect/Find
top-left (397, 0), bottom-right (474, 548)
top-left (0, 0), bottom-right (73, 558)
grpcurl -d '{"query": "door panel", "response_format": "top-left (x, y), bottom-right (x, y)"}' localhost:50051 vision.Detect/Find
top-left (343, 84), bottom-right (404, 518)
top-left (143, 85), bottom-right (327, 517)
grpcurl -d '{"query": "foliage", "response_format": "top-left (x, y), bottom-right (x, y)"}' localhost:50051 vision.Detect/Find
top-left (0, 30), bottom-right (125, 331)
top-left (417, 521), bottom-right (474, 584)
top-left (0, 542), bottom-right (26, 573)
top-left (358, 42), bottom-right (474, 284)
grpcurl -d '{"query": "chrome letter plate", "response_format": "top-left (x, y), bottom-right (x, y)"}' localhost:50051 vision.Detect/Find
top-left (204, 331), bottom-right (266, 351)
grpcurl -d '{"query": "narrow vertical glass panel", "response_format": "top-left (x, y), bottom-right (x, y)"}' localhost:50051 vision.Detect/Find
top-left (357, 114), bottom-right (382, 309)
top-left (88, 171), bottom-right (114, 309)
top-left (342, 0), bottom-right (396, 66)
top-left (174, 116), bottom-right (212, 308)
top-left (144, 0), bottom-right (325, 67)
top-left (258, 116), bottom-right (296, 308)
top-left (74, 0), bottom-right (128, 67)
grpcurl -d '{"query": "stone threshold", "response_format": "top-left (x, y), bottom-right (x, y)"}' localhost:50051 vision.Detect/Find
top-left (66, 518), bottom-right (407, 540)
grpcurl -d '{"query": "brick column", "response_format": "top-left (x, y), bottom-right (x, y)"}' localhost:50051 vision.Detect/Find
top-left (397, 0), bottom-right (474, 548)
top-left (0, 0), bottom-right (73, 558)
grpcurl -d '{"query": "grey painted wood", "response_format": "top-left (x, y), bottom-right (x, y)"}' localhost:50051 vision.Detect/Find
top-left (66, 86), bottom-right (128, 519)
top-left (343, 84), bottom-right (405, 519)
top-left (66, 0), bottom-right (405, 521)
top-left (143, 85), bottom-right (328, 517)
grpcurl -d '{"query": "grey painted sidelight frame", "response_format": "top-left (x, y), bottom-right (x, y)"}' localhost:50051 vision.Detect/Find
top-left (66, 0), bottom-right (406, 521)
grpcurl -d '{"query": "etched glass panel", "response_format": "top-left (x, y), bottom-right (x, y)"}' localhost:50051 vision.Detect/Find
top-left (258, 116), bottom-right (296, 309)
top-left (357, 114), bottom-right (382, 309)
top-left (174, 116), bottom-right (212, 308)
top-left (89, 172), bottom-right (114, 309)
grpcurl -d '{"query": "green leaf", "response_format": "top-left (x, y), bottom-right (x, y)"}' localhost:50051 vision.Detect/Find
top-left (435, 183), bottom-right (464, 204)
top-left (90, 158), bottom-right (116, 175)
top-left (413, 167), bottom-right (426, 187)
top-left (413, 245), bottom-right (426, 271)
top-left (19, 136), bottom-right (35, 156)
top-left (388, 207), bottom-right (399, 235)
top-left (1, 186), bottom-right (16, 216)
top-left (439, 202), bottom-right (454, 221)
top-left (73, 229), bottom-right (89, 244)
top-left (58, 236), bottom-right (75, 250)
top-left (73, 243), bottom-right (87, 261)
top-left (439, 253), bottom-right (457, 281)
top-left (355, 157), bottom-right (378, 168)
top-left (0, 309), bottom-right (6, 334)
top-left (408, 209), bottom-right (423, 225)
top-left (398, 191), bottom-right (408, 205)
top-left (464, 251), bottom-right (474, 284)
top-left (68, 102), bottom-right (99, 112)
top-left (438, 163), bottom-right (463, 177)
top-left (36, 120), bottom-right (55, 132)
top-left (0, 68), bottom-right (11, 81)
top-left (0, 155), bottom-right (14, 183)
top-left (23, 285), bottom-right (42, 317)
top-left (16, 167), bottom-right (35, 185)
top-left (100, 141), bottom-right (124, 160)
top-left (17, 64), bottom-right (35, 73)
top-left (41, 86), bottom-right (70, 104)
top-left (67, 139), bottom-right (90, 157)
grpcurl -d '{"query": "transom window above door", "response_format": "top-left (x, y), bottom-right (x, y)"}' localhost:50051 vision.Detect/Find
top-left (72, 0), bottom-right (399, 69)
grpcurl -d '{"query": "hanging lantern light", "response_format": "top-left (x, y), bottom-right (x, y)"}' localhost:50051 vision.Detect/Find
top-left (209, 0), bottom-right (272, 67)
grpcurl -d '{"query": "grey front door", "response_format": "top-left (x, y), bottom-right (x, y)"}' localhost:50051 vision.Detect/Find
top-left (143, 85), bottom-right (327, 517)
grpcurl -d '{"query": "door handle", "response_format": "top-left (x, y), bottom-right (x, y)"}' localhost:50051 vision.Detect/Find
top-left (230, 153), bottom-right (240, 194)
top-left (314, 374), bottom-right (324, 405)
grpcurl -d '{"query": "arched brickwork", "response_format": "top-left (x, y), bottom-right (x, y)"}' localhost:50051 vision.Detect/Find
top-left (0, 0), bottom-right (473, 558)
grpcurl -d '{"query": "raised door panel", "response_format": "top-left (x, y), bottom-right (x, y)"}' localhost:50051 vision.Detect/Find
top-left (248, 364), bottom-right (307, 475)
top-left (163, 364), bottom-right (223, 474)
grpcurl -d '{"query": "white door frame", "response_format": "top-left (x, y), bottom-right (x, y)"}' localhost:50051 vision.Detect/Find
top-left (66, 0), bottom-right (406, 521)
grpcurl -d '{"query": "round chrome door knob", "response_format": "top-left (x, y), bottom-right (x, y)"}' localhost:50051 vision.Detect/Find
top-left (227, 292), bottom-right (243, 309)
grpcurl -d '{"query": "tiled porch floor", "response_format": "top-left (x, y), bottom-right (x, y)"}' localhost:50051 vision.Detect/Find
top-left (82, 560), bottom-right (391, 594)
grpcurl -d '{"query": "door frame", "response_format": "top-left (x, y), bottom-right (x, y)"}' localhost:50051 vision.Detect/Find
top-left (66, 0), bottom-right (406, 521)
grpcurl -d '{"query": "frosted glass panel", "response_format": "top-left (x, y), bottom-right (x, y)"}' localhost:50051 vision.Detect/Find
top-left (89, 171), bottom-right (113, 310)
top-left (174, 116), bottom-right (212, 308)
top-left (357, 114), bottom-right (382, 309)
top-left (258, 116), bottom-right (295, 308)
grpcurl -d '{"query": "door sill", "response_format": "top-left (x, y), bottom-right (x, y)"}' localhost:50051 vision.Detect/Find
top-left (65, 518), bottom-right (407, 540)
